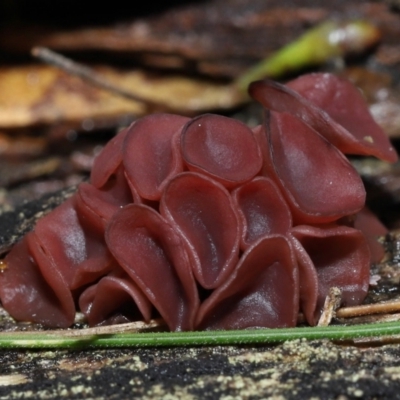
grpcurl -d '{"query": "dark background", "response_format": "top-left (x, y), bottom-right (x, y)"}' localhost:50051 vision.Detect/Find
top-left (0, 0), bottom-right (206, 28)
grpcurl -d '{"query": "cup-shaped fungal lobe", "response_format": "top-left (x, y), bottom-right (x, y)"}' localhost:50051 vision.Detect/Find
top-left (265, 111), bottom-right (366, 224)
top-left (79, 274), bottom-right (152, 327)
top-left (160, 172), bottom-right (240, 289)
top-left (196, 235), bottom-right (299, 330)
top-left (35, 197), bottom-right (104, 287)
top-left (77, 166), bottom-right (135, 233)
top-left (35, 196), bottom-right (114, 296)
top-left (73, 177), bottom-right (133, 289)
top-left (91, 127), bottom-right (128, 188)
top-left (106, 204), bottom-right (199, 331)
top-left (291, 225), bottom-right (370, 317)
top-left (252, 125), bottom-right (275, 177)
top-left (232, 176), bottom-right (292, 250)
top-left (289, 235), bottom-right (319, 326)
top-left (286, 73), bottom-right (398, 163)
top-left (0, 234), bottom-right (75, 328)
top-left (353, 207), bottom-right (388, 264)
top-left (68, 201), bottom-right (114, 291)
top-left (180, 114), bottom-right (263, 188)
top-left (69, 253), bottom-right (114, 291)
top-left (248, 78), bottom-right (397, 162)
top-left (123, 114), bottom-right (189, 201)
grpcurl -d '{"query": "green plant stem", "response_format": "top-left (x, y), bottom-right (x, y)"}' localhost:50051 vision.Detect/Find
top-left (1, 321), bottom-right (400, 349)
top-left (235, 20), bottom-right (380, 91)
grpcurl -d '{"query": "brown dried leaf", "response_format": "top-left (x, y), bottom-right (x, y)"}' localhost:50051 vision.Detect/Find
top-left (0, 65), bottom-right (244, 129)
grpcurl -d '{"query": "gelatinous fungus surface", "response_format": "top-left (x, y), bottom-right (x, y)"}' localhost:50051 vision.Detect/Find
top-left (0, 73), bottom-right (396, 330)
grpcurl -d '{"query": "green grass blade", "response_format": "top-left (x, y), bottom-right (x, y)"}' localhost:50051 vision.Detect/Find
top-left (0, 321), bottom-right (400, 349)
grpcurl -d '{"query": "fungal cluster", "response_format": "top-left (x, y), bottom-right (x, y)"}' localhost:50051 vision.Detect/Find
top-left (0, 73), bottom-right (396, 331)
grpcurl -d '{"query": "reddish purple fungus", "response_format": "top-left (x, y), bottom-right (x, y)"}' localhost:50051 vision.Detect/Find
top-left (0, 73), bottom-right (396, 330)
top-left (249, 75), bottom-right (397, 162)
top-left (290, 225), bottom-right (370, 325)
top-left (262, 111), bottom-right (366, 224)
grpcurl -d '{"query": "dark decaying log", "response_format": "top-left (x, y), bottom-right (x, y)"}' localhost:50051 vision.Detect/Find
top-left (1, 0), bottom-right (400, 78)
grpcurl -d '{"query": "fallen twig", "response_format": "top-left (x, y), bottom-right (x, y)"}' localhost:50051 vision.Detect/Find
top-left (336, 312), bottom-right (400, 326)
top-left (336, 299), bottom-right (400, 318)
top-left (31, 47), bottom-right (169, 112)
